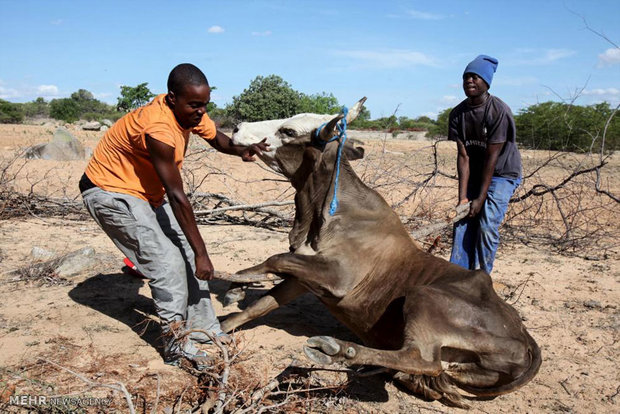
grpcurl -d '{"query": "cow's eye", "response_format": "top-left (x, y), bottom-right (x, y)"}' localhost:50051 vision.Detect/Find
top-left (280, 128), bottom-right (296, 137)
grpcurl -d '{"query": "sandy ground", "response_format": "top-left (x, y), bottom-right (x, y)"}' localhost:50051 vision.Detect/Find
top-left (0, 124), bottom-right (618, 413)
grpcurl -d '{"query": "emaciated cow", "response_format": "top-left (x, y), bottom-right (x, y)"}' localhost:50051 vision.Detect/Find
top-left (224, 98), bottom-right (541, 408)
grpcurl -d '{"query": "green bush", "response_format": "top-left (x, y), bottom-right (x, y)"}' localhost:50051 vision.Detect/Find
top-left (81, 111), bottom-right (123, 122)
top-left (49, 98), bottom-right (80, 123)
top-left (0, 99), bottom-right (24, 123)
top-left (398, 116), bottom-right (435, 131)
top-left (117, 83), bottom-right (155, 112)
top-left (22, 97), bottom-right (49, 118)
top-left (427, 108), bottom-right (451, 138)
top-left (208, 106), bottom-right (235, 129)
top-left (228, 75), bottom-right (302, 122)
top-left (515, 101), bottom-right (619, 152)
top-left (298, 92), bottom-right (341, 114)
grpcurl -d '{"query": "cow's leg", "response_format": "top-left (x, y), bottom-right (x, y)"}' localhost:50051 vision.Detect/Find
top-left (237, 253), bottom-right (350, 298)
top-left (220, 279), bottom-right (307, 333)
top-left (304, 336), bottom-right (469, 408)
top-left (304, 336), bottom-right (442, 376)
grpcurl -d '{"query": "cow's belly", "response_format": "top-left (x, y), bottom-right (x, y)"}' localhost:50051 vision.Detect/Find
top-left (319, 293), bottom-right (407, 350)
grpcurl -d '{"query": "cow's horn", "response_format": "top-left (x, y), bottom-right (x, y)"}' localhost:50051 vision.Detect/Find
top-left (318, 97), bottom-right (367, 141)
top-left (319, 113), bottom-right (345, 141)
top-left (345, 97), bottom-right (367, 124)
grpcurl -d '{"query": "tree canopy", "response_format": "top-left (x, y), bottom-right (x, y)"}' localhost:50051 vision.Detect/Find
top-left (515, 101), bottom-right (619, 152)
top-left (227, 75), bottom-right (302, 122)
top-left (117, 83), bottom-right (155, 112)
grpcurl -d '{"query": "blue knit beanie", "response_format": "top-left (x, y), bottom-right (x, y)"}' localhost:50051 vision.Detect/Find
top-left (463, 55), bottom-right (498, 87)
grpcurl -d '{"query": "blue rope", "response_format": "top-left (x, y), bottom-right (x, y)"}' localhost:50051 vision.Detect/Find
top-left (313, 107), bottom-right (348, 216)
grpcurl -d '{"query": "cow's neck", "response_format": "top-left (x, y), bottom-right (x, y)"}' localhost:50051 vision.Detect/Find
top-left (289, 143), bottom-right (369, 252)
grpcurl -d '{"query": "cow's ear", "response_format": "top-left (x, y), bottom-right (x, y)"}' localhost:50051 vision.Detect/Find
top-left (344, 145), bottom-right (364, 160)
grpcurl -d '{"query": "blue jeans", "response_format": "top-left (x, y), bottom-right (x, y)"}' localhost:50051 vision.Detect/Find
top-left (450, 176), bottom-right (520, 274)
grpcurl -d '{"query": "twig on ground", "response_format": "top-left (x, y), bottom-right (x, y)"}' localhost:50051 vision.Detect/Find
top-left (39, 358), bottom-right (135, 414)
top-left (505, 272), bottom-right (537, 305)
top-left (150, 373), bottom-right (160, 414)
top-left (174, 385), bottom-right (190, 414)
top-left (178, 328), bottom-right (231, 414)
top-left (559, 377), bottom-right (572, 396)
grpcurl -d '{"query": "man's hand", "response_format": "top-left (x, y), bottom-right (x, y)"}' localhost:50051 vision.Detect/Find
top-left (195, 253), bottom-right (215, 281)
top-left (240, 138), bottom-right (270, 162)
top-left (468, 198), bottom-right (484, 217)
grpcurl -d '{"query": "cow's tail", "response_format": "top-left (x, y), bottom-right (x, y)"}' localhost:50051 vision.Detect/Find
top-left (458, 332), bottom-right (542, 398)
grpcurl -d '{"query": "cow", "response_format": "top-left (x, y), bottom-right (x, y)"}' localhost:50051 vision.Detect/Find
top-left (223, 98), bottom-right (541, 408)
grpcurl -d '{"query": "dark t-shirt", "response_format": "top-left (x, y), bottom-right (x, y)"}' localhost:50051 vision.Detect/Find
top-left (448, 95), bottom-right (522, 190)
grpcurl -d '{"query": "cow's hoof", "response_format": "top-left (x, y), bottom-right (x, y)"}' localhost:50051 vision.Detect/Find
top-left (304, 336), bottom-right (341, 365)
top-left (223, 286), bottom-right (246, 306)
top-left (304, 345), bottom-right (333, 365)
top-left (307, 336), bottom-right (340, 355)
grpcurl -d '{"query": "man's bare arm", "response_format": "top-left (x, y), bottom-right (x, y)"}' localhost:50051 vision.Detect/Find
top-left (207, 130), bottom-right (269, 161)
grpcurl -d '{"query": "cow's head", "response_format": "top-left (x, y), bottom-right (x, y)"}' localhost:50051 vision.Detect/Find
top-left (232, 97), bottom-right (367, 178)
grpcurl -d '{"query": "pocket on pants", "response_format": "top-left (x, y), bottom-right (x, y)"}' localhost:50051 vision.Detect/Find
top-left (89, 193), bottom-right (137, 227)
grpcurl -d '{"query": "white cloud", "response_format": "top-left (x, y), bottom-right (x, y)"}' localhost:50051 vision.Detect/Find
top-left (208, 25), bottom-right (225, 34)
top-left (439, 95), bottom-right (458, 104)
top-left (0, 81), bottom-right (61, 100)
top-left (597, 48), bottom-right (620, 67)
top-left (494, 76), bottom-right (538, 87)
top-left (94, 92), bottom-right (114, 100)
top-left (50, 19), bottom-right (63, 25)
top-left (0, 84), bottom-right (20, 99)
top-left (582, 87), bottom-right (619, 96)
top-left (37, 85), bottom-right (59, 95)
top-left (251, 30), bottom-right (272, 37)
top-left (333, 49), bottom-right (437, 69)
top-left (404, 9), bottom-right (445, 20)
top-left (421, 111), bottom-right (439, 120)
top-left (388, 9), bottom-right (446, 20)
top-left (577, 88), bottom-right (620, 106)
top-left (510, 48), bottom-right (576, 65)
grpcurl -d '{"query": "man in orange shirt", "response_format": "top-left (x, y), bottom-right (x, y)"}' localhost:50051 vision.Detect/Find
top-left (79, 63), bottom-right (268, 369)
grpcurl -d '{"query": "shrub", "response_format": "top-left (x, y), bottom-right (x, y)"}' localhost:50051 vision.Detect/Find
top-left (22, 97), bottom-right (49, 118)
top-left (117, 83), bottom-right (155, 112)
top-left (0, 100), bottom-right (24, 123)
top-left (49, 98), bottom-right (81, 123)
top-left (228, 75), bottom-right (301, 122)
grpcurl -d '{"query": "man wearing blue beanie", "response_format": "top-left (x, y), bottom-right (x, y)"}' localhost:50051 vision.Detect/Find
top-left (448, 55), bottom-right (522, 274)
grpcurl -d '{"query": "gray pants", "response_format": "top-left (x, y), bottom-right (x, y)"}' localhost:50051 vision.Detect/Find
top-left (82, 186), bottom-right (222, 343)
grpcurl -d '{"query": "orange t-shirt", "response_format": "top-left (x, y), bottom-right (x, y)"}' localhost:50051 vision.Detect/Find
top-left (85, 94), bottom-right (216, 206)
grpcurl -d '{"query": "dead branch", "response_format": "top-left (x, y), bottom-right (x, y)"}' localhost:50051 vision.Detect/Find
top-left (194, 200), bottom-right (294, 216)
top-left (410, 202), bottom-right (470, 240)
top-left (567, 7), bottom-right (620, 49)
top-left (39, 358), bottom-right (135, 414)
top-left (214, 271), bottom-right (280, 284)
top-left (151, 373), bottom-right (161, 414)
top-left (178, 328), bottom-right (232, 414)
top-left (512, 161), bottom-right (607, 202)
top-left (190, 191), bottom-right (293, 224)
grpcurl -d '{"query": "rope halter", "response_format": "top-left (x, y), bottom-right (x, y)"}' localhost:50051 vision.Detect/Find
top-left (312, 107), bottom-right (349, 216)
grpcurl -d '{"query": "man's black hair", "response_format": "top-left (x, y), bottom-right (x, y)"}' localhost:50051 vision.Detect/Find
top-left (167, 63), bottom-right (209, 94)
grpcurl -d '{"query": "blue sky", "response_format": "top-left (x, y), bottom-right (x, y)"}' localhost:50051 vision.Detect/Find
top-left (1, 0), bottom-right (618, 120)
